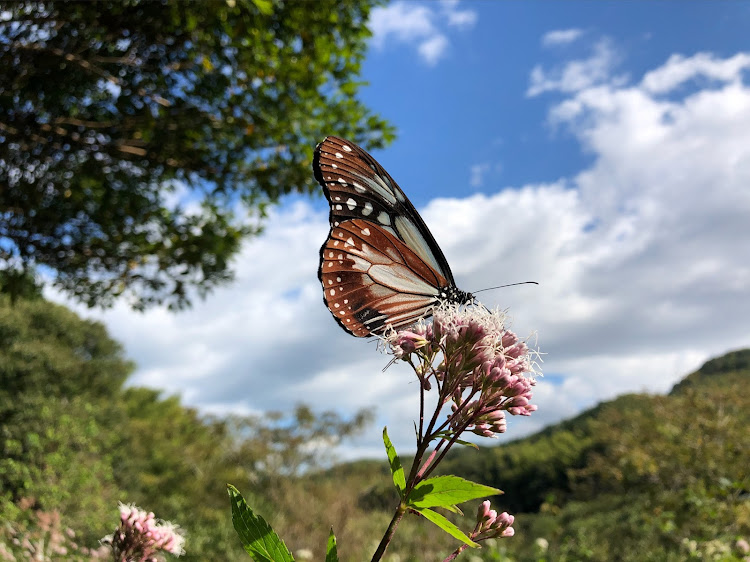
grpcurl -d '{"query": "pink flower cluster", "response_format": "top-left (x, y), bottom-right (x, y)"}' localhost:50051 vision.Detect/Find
top-left (103, 503), bottom-right (185, 561)
top-left (473, 500), bottom-right (515, 541)
top-left (386, 303), bottom-right (538, 438)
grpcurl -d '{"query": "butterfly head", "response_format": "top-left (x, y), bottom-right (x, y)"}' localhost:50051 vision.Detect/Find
top-left (439, 286), bottom-right (475, 307)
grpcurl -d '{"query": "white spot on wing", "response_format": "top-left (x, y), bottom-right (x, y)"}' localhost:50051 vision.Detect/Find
top-left (338, 177), bottom-right (346, 184)
top-left (346, 237), bottom-right (355, 246)
top-left (353, 182), bottom-right (366, 193)
top-left (335, 152), bottom-right (343, 158)
top-left (377, 211), bottom-right (390, 225)
top-left (346, 198), bottom-right (357, 210)
top-left (342, 145), bottom-right (352, 152)
top-left (361, 227), bottom-right (370, 236)
top-left (362, 202), bottom-right (373, 216)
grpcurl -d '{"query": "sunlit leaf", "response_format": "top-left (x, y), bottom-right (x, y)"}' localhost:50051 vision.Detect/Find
top-left (408, 476), bottom-right (501, 509)
top-left (383, 427), bottom-right (406, 497)
top-left (325, 528), bottom-right (338, 562)
top-left (251, 0), bottom-right (274, 15)
top-left (228, 484), bottom-right (294, 562)
top-left (415, 507), bottom-right (479, 548)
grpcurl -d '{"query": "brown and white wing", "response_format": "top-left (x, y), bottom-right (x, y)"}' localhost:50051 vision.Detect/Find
top-left (318, 219), bottom-right (450, 337)
top-left (314, 136), bottom-right (456, 287)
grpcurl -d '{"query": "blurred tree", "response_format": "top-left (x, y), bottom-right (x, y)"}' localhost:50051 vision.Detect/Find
top-left (0, 294), bottom-right (132, 538)
top-left (0, 0), bottom-right (394, 309)
top-left (227, 404), bottom-right (374, 479)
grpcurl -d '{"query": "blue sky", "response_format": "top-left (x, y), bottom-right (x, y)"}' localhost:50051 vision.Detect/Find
top-left (355, 1), bottom-right (750, 206)
top-left (56, 1), bottom-right (750, 460)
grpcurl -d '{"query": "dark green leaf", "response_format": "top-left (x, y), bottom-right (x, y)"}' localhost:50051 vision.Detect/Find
top-left (228, 484), bottom-right (294, 562)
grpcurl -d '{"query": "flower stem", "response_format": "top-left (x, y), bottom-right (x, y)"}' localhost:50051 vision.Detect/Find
top-left (371, 503), bottom-right (407, 562)
top-left (442, 544), bottom-right (468, 562)
top-left (416, 438), bottom-right (446, 479)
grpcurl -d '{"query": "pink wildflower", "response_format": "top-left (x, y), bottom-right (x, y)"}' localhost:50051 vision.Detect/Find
top-left (387, 302), bottom-right (538, 439)
top-left (103, 503), bottom-right (185, 561)
top-left (473, 500), bottom-right (515, 540)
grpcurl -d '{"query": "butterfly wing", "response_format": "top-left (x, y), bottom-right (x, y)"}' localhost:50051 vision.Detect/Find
top-left (319, 219), bottom-right (450, 337)
top-left (314, 136), bottom-right (456, 286)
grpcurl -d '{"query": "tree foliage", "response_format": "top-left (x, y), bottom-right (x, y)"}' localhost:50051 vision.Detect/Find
top-left (0, 0), bottom-right (394, 309)
top-left (0, 295), bottom-right (132, 536)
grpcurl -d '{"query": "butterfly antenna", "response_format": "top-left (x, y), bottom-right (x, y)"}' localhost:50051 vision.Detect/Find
top-left (472, 281), bottom-right (538, 294)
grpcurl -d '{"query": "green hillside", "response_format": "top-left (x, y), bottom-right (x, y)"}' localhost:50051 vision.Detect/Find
top-left (435, 349), bottom-right (750, 560)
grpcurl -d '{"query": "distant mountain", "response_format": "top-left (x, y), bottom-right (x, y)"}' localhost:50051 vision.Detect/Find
top-left (670, 347), bottom-right (750, 394)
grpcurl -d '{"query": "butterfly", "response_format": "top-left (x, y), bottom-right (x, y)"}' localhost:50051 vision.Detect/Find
top-left (314, 136), bottom-right (473, 337)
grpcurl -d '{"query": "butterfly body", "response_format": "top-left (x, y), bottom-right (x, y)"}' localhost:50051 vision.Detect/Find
top-left (315, 136), bottom-right (472, 337)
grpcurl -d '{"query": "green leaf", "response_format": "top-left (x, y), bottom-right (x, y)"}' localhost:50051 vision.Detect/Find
top-left (416, 508), bottom-right (479, 548)
top-left (453, 439), bottom-right (480, 450)
top-left (432, 431), bottom-right (480, 450)
top-left (251, 0), bottom-right (274, 15)
top-left (227, 484), bottom-right (294, 562)
top-left (325, 528), bottom-right (338, 562)
top-left (408, 475), bottom-right (502, 509)
top-left (383, 427), bottom-right (406, 498)
top-left (438, 503), bottom-right (463, 515)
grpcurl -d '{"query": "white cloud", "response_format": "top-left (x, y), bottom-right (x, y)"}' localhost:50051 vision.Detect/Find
top-left (542, 28), bottom-right (584, 47)
top-left (469, 163), bottom-right (490, 187)
top-left (369, 3), bottom-right (434, 48)
top-left (444, 0), bottom-right (478, 29)
top-left (369, 0), bottom-right (477, 65)
top-left (528, 39), bottom-right (625, 96)
top-left (418, 34), bottom-right (450, 66)
top-left (641, 52), bottom-right (750, 94)
top-left (54, 51), bottom-right (750, 459)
